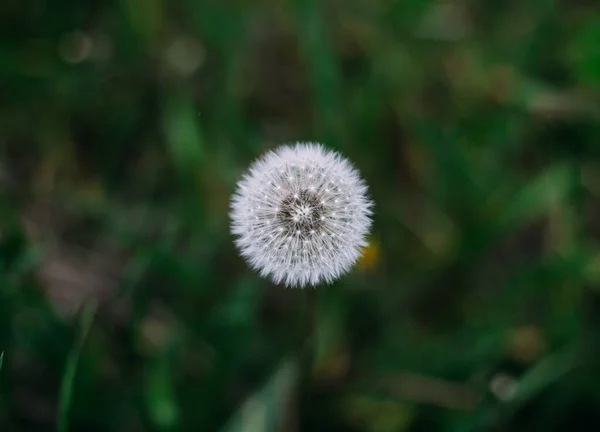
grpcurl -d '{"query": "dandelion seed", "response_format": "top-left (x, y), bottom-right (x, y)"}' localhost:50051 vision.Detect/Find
top-left (229, 142), bottom-right (373, 287)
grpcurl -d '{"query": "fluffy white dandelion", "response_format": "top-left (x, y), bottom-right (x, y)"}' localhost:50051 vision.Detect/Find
top-left (230, 142), bottom-right (373, 287)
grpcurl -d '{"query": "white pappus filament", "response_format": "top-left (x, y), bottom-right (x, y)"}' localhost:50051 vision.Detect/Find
top-left (230, 142), bottom-right (373, 287)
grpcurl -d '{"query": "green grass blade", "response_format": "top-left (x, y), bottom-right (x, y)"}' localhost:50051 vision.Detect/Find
top-left (0, 351), bottom-right (3, 390)
top-left (510, 343), bottom-right (580, 406)
top-left (57, 301), bottom-right (97, 432)
top-left (220, 358), bottom-right (298, 432)
top-left (496, 163), bottom-right (573, 232)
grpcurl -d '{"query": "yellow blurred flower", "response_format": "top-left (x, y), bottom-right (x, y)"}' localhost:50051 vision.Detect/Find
top-left (357, 239), bottom-right (380, 272)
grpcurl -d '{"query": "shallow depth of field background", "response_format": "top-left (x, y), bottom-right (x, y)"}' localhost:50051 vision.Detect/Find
top-left (3, 1), bottom-right (600, 431)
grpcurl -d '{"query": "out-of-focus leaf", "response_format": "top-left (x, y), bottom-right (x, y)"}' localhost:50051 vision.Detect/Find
top-left (163, 92), bottom-right (205, 184)
top-left (220, 358), bottom-right (298, 432)
top-left (121, 0), bottom-right (163, 42)
top-left (342, 394), bottom-right (415, 432)
top-left (372, 372), bottom-right (479, 411)
top-left (211, 277), bottom-right (262, 328)
top-left (495, 164), bottom-right (572, 232)
top-left (293, 0), bottom-right (343, 144)
top-left (57, 301), bottom-right (97, 432)
top-left (509, 343), bottom-right (580, 406)
top-left (572, 15), bottom-right (600, 86)
top-left (145, 353), bottom-right (180, 431)
top-left (313, 286), bottom-right (348, 384)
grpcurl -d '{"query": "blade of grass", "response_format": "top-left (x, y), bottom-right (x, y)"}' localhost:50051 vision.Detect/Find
top-left (495, 163), bottom-right (573, 233)
top-left (220, 358), bottom-right (298, 432)
top-left (57, 301), bottom-right (98, 432)
top-left (0, 351), bottom-right (3, 392)
top-left (509, 342), bottom-right (580, 406)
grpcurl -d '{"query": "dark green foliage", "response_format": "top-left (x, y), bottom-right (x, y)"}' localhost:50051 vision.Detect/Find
top-left (1, 0), bottom-right (600, 431)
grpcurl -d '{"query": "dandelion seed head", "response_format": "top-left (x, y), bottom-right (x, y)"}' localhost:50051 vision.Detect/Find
top-left (230, 142), bottom-right (373, 287)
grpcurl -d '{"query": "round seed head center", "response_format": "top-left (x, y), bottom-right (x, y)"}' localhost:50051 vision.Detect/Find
top-left (277, 189), bottom-right (325, 236)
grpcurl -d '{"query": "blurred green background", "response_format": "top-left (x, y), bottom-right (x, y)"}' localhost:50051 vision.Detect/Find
top-left (3, 0), bottom-right (600, 430)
